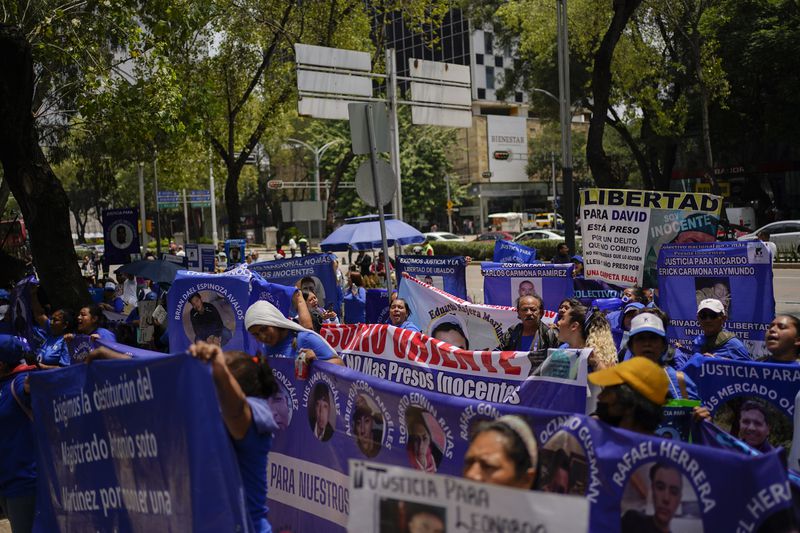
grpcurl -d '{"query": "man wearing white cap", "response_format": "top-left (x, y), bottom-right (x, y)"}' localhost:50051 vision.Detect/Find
top-left (690, 298), bottom-right (750, 361)
top-left (244, 301), bottom-right (343, 366)
top-left (99, 282), bottom-right (124, 313)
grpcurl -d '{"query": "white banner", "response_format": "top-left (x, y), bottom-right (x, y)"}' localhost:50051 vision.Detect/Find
top-left (348, 460), bottom-right (590, 533)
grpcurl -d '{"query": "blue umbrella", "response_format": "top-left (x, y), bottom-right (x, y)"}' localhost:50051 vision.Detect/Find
top-left (116, 259), bottom-right (183, 284)
top-left (320, 215), bottom-right (425, 251)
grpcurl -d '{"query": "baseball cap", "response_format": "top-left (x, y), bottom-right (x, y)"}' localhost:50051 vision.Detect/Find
top-left (623, 302), bottom-right (645, 315)
top-left (104, 282), bottom-right (116, 291)
top-left (629, 313), bottom-right (666, 338)
top-left (0, 335), bottom-right (29, 364)
top-left (571, 255), bottom-right (584, 263)
top-left (588, 357), bottom-right (668, 405)
top-left (697, 298), bottom-right (725, 315)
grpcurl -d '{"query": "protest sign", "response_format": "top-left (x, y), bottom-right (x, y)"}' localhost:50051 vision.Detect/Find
top-left (266, 359), bottom-right (793, 533)
top-left (396, 255), bottom-right (467, 300)
top-left (160, 253), bottom-right (188, 268)
top-left (657, 400), bottom-right (701, 442)
top-left (348, 460), bottom-right (590, 532)
top-left (658, 241), bottom-right (774, 356)
top-left (579, 188), bottom-right (722, 287)
top-left (199, 244), bottom-right (216, 272)
top-left (248, 274), bottom-right (297, 319)
top-left (67, 334), bottom-right (94, 364)
top-left (690, 358), bottom-right (800, 454)
top-left (492, 239), bottom-right (538, 264)
top-left (321, 324), bottom-right (590, 413)
top-left (398, 273), bottom-right (519, 351)
top-left (102, 208), bottom-right (140, 266)
top-left (365, 288), bottom-right (390, 324)
top-left (10, 275), bottom-right (36, 347)
top-left (481, 262), bottom-right (573, 309)
top-left (167, 269), bottom-right (250, 353)
top-left (225, 239), bottom-right (246, 264)
top-left (29, 354), bottom-right (251, 532)
top-left (573, 278), bottom-right (623, 306)
top-left (137, 301), bottom-right (157, 344)
top-left (249, 253), bottom-right (341, 313)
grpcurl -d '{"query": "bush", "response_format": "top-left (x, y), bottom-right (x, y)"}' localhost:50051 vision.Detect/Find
top-left (427, 239), bottom-right (582, 262)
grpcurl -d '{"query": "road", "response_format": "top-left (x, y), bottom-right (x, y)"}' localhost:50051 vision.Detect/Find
top-left (464, 263), bottom-right (800, 315)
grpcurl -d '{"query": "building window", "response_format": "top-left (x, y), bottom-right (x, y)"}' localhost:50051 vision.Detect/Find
top-left (475, 53), bottom-right (483, 65)
top-left (484, 32), bottom-right (493, 54)
top-left (515, 91), bottom-right (523, 103)
top-left (485, 66), bottom-right (494, 89)
top-left (477, 88), bottom-right (486, 100)
top-left (494, 55), bottom-right (503, 68)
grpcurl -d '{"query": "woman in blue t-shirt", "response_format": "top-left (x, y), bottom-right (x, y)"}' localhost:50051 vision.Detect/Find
top-left (189, 342), bottom-right (279, 533)
top-left (389, 298), bottom-right (421, 333)
top-left (65, 304), bottom-right (117, 344)
top-left (31, 285), bottom-right (76, 368)
top-left (343, 272), bottom-right (367, 324)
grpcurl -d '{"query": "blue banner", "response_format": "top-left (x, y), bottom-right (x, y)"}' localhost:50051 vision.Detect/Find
top-left (493, 240), bottom-right (538, 264)
top-left (365, 289), bottom-right (390, 324)
top-left (248, 253), bottom-right (341, 314)
top-left (482, 262), bottom-right (574, 309)
top-left (689, 357), bottom-right (800, 454)
top-left (10, 275), bottom-right (36, 347)
top-left (395, 255), bottom-right (468, 299)
top-left (29, 354), bottom-right (251, 532)
top-left (200, 244), bottom-right (216, 273)
top-left (265, 358), bottom-right (792, 533)
top-left (225, 239), bottom-right (246, 265)
top-left (102, 208), bottom-right (140, 266)
top-left (67, 334), bottom-right (95, 364)
top-left (184, 243), bottom-right (200, 271)
top-left (572, 278), bottom-right (623, 306)
top-left (658, 241), bottom-right (774, 356)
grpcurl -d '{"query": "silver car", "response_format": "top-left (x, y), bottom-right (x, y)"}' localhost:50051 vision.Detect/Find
top-left (738, 220), bottom-right (800, 253)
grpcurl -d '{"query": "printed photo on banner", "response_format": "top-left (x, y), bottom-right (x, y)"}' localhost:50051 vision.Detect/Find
top-left (694, 277), bottom-right (731, 315)
top-left (353, 393), bottom-right (385, 458)
top-left (109, 221), bottom-right (134, 250)
top-left (308, 382), bottom-right (336, 442)
top-left (514, 278), bottom-right (542, 299)
top-left (181, 290), bottom-right (235, 346)
top-left (405, 407), bottom-right (445, 473)
top-left (269, 384), bottom-right (293, 431)
top-left (378, 499), bottom-right (446, 533)
top-left (711, 397), bottom-right (792, 454)
top-left (414, 274), bottom-right (442, 290)
top-left (537, 430), bottom-right (588, 496)
top-left (620, 461), bottom-right (704, 533)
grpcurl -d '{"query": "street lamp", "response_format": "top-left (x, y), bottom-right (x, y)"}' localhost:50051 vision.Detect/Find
top-left (284, 138), bottom-right (342, 202)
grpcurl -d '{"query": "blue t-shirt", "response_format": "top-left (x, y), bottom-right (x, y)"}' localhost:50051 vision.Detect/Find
top-left (261, 330), bottom-right (337, 361)
top-left (106, 296), bottom-right (124, 313)
top-left (233, 397), bottom-right (278, 533)
top-left (0, 371), bottom-right (37, 498)
top-left (343, 287), bottom-right (366, 324)
top-left (690, 333), bottom-right (751, 361)
top-left (519, 335), bottom-right (534, 352)
top-left (397, 320), bottom-right (421, 333)
top-left (664, 366), bottom-right (699, 400)
top-left (94, 327), bottom-right (117, 342)
top-left (37, 319), bottom-right (69, 367)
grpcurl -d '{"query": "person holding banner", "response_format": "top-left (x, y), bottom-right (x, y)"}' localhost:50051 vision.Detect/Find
top-left (0, 335), bottom-right (38, 533)
top-left (188, 342), bottom-right (280, 533)
top-left (100, 282), bottom-right (124, 314)
top-left (389, 298), bottom-right (421, 333)
top-left (244, 300), bottom-right (342, 365)
top-left (497, 295), bottom-right (558, 360)
top-left (65, 305), bottom-right (116, 343)
top-left (760, 315), bottom-right (800, 364)
top-left (556, 305), bottom-right (617, 371)
top-left (690, 298), bottom-right (751, 361)
top-left (588, 357), bottom-right (669, 434)
top-left (463, 415), bottom-right (537, 490)
top-left (571, 255), bottom-right (584, 278)
top-left (30, 286), bottom-right (74, 368)
top-left (344, 272), bottom-right (367, 324)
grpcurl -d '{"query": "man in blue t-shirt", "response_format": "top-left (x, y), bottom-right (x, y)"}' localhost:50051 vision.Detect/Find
top-left (690, 298), bottom-right (750, 361)
top-left (496, 295), bottom-right (558, 370)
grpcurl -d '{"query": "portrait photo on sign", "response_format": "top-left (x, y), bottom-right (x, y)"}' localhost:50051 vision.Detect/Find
top-left (536, 430), bottom-right (588, 496)
top-left (712, 397), bottom-right (792, 453)
top-left (513, 278), bottom-right (542, 299)
top-left (620, 461), bottom-right (704, 533)
top-left (180, 290), bottom-right (236, 347)
top-left (430, 316), bottom-right (470, 351)
top-left (269, 383), bottom-right (294, 431)
top-left (694, 277), bottom-right (731, 315)
top-left (308, 383), bottom-right (336, 442)
top-left (299, 276), bottom-right (326, 308)
top-left (405, 407), bottom-right (445, 473)
top-left (110, 222), bottom-right (134, 249)
top-left (378, 498), bottom-right (446, 533)
top-left (415, 274), bottom-right (442, 290)
top-left (352, 393), bottom-right (384, 458)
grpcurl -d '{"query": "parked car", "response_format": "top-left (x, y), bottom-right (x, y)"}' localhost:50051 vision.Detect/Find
top-left (534, 213), bottom-right (565, 229)
top-left (423, 232), bottom-right (465, 242)
top-left (513, 229), bottom-right (565, 242)
top-left (476, 231), bottom-right (515, 242)
top-left (737, 220), bottom-right (800, 253)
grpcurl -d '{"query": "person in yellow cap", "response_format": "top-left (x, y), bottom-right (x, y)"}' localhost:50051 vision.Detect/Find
top-left (588, 357), bottom-right (669, 435)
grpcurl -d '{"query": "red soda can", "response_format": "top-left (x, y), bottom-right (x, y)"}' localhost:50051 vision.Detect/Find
top-left (295, 351), bottom-right (309, 380)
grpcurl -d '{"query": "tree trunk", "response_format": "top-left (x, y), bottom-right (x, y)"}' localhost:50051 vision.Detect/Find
top-left (224, 163), bottom-right (243, 238)
top-left (0, 177), bottom-right (10, 214)
top-left (586, 0), bottom-right (643, 187)
top-left (0, 26), bottom-right (89, 309)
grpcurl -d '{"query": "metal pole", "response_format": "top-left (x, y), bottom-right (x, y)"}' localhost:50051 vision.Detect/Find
top-left (153, 151), bottom-right (162, 256)
top-left (366, 103), bottom-right (393, 295)
top-left (182, 188), bottom-right (190, 242)
top-left (138, 163), bottom-right (147, 254)
top-left (313, 150), bottom-right (321, 202)
top-left (386, 47), bottom-right (404, 221)
top-left (445, 175), bottom-right (453, 233)
top-left (557, 0), bottom-right (576, 253)
top-left (550, 151), bottom-right (557, 224)
top-left (209, 147), bottom-right (219, 249)
top-left (478, 188), bottom-right (485, 233)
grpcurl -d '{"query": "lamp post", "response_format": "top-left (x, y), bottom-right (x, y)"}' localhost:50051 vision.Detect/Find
top-left (285, 138), bottom-right (342, 202)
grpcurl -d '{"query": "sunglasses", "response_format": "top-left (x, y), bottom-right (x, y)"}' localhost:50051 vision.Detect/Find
top-left (698, 311), bottom-right (721, 320)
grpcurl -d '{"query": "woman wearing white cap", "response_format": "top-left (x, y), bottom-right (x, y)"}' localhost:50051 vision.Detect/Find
top-left (690, 298), bottom-right (750, 361)
top-left (244, 301), bottom-right (343, 365)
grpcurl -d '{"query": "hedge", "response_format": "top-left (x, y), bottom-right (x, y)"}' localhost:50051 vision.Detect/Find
top-left (421, 239), bottom-right (582, 262)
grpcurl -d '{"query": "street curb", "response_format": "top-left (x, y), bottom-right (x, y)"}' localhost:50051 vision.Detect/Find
top-left (774, 263), bottom-right (800, 269)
